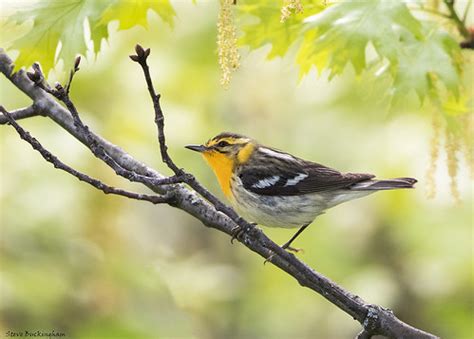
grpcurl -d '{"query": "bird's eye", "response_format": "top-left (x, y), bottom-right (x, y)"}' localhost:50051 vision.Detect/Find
top-left (217, 141), bottom-right (230, 147)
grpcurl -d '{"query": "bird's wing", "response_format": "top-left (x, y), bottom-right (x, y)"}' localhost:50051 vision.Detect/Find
top-left (238, 150), bottom-right (374, 196)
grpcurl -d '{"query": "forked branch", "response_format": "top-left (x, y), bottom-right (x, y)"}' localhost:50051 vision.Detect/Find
top-left (0, 106), bottom-right (172, 205)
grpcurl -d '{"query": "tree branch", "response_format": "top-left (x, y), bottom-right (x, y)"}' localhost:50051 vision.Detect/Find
top-left (0, 48), bottom-right (438, 339)
top-left (0, 105), bottom-right (43, 124)
top-left (24, 61), bottom-right (189, 191)
top-left (0, 106), bottom-right (173, 205)
top-left (444, 0), bottom-right (470, 39)
top-left (417, 0), bottom-right (474, 49)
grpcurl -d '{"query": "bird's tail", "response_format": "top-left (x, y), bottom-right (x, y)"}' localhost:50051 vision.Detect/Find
top-left (350, 177), bottom-right (417, 191)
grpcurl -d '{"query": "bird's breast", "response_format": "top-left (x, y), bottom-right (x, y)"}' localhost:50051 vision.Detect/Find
top-left (202, 152), bottom-right (234, 199)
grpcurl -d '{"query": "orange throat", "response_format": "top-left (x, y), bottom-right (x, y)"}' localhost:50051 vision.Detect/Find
top-left (202, 152), bottom-right (234, 200)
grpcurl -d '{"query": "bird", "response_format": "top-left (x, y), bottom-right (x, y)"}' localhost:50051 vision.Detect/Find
top-left (185, 132), bottom-right (417, 252)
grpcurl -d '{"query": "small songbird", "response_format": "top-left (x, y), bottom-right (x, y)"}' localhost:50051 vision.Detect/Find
top-left (186, 132), bottom-right (416, 252)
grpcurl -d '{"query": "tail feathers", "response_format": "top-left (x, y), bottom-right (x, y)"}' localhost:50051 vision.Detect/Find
top-left (350, 177), bottom-right (417, 191)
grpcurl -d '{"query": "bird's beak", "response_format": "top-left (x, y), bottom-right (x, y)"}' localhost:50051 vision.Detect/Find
top-left (185, 144), bottom-right (208, 153)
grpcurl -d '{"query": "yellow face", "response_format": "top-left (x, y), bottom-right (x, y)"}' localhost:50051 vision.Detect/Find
top-left (185, 132), bottom-right (255, 199)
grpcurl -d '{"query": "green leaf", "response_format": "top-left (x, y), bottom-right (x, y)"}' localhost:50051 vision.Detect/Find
top-left (98, 0), bottom-right (175, 30)
top-left (238, 0), bottom-right (325, 59)
top-left (239, 0), bottom-right (462, 107)
top-left (7, 0), bottom-right (175, 74)
top-left (90, 19), bottom-right (109, 55)
top-left (392, 24), bottom-right (462, 104)
top-left (295, 29), bottom-right (328, 76)
top-left (9, 0), bottom-right (112, 72)
top-left (300, 0), bottom-right (422, 77)
top-left (0, 18), bottom-right (32, 49)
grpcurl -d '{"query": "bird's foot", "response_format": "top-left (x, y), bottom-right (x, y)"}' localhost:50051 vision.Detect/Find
top-left (230, 226), bottom-right (244, 244)
top-left (264, 243), bottom-right (304, 265)
top-left (281, 242), bottom-right (305, 254)
top-left (263, 254), bottom-right (275, 265)
top-left (230, 222), bottom-right (257, 244)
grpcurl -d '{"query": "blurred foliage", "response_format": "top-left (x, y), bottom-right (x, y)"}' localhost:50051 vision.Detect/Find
top-left (240, 0), bottom-right (462, 103)
top-left (0, 1), bottom-right (473, 339)
top-left (239, 0), bottom-right (324, 60)
top-left (4, 0), bottom-right (175, 71)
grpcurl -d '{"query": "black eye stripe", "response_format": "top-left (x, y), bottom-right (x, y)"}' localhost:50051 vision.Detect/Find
top-left (212, 146), bottom-right (228, 154)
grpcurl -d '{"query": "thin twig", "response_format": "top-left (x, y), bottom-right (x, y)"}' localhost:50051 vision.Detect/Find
top-left (0, 106), bottom-right (173, 205)
top-left (130, 44), bottom-right (256, 238)
top-left (26, 61), bottom-right (188, 188)
top-left (65, 56), bottom-right (81, 94)
top-left (462, 0), bottom-right (472, 23)
top-left (411, 7), bottom-right (451, 19)
top-left (444, 0), bottom-right (470, 38)
top-left (130, 46), bottom-right (182, 174)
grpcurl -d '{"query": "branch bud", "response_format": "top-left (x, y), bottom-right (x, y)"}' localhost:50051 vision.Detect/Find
top-left (130, 44), bottom-right (150, 62)
top-left (26, 71), bottom-right (40, 83)
top-left (55, 82), bottom-right (64, 92)
top-left (32, 63), bottom-right (43, 76)
top-left (135, 44), bottom-right (145, 58)
top-left (74, 56), bottom-right (81, 71)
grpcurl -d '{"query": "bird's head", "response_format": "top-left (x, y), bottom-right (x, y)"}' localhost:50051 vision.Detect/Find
top-left (185, 132), bottom-right (256, 169)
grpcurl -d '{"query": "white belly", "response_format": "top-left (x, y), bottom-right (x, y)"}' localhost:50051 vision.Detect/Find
top-left (230, 183), bottom-right (326, 228)
top-left (230, 176), bottom-right (374, 228)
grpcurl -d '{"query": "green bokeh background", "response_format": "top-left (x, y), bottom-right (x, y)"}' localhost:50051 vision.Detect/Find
top-left (0, 2), bottom-right (472, 338)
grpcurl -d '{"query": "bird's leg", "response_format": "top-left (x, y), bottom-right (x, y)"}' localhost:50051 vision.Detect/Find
top-left (281, 223), bottom-right (310, 253)
top-left (263, 224), bottom-right (311, 264)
